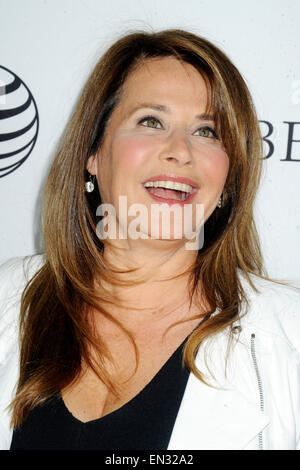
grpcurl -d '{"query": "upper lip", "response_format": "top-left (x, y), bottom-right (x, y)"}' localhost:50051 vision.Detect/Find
top-left (141, 174), bottom-right (199, 189)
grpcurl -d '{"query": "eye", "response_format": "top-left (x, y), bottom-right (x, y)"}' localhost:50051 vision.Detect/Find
top-left (194, 126), bottom-right (219, 139)
top-left (137, 116), bottom-right (163, 129)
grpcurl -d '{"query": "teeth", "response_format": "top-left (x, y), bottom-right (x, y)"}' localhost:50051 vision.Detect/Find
top-left (144, 180), bottom-right (193, 193)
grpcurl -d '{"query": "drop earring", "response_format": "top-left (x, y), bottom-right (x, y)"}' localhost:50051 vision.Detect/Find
top-left (85, 174), bottom-right (95, 193)
top-left (217, 195), bottom-right (223, 208)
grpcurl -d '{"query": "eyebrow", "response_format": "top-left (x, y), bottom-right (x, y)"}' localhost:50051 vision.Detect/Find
top-left (126, 103), bottom-right (214, 121)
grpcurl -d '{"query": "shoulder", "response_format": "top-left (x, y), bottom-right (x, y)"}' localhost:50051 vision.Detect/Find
top-left (238, 270), bottom-right (300, 353)
top-left (0, 254), bottom-right (45, 290)
top-left (0, 254), bottom-right (45, 362)
top-left (0, 254), bottom-right (45, 303)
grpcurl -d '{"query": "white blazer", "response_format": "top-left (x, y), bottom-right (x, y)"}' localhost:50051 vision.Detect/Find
top-left (0, 255), bottom-right (299, 450)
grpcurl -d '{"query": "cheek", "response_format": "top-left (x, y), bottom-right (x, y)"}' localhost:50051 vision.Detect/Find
top-left (99, 136), bottom-right (150, 198)
top-left (113, 135), bottom-right (155, 174)
top-left (198, 147), bottom-right (229, 186)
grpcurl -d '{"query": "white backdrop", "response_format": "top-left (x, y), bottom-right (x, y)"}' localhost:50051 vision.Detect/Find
top-left (0, 0), bottom-right (299, 284)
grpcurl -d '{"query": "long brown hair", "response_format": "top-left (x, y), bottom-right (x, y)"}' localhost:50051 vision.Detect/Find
top-left (10, 29), bottom-right (266, 427)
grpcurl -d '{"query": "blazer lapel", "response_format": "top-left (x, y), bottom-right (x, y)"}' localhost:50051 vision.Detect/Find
top-left (167, 371), bottom-right (269, 450)
top-left (167, 331), bottom-right (270, 450)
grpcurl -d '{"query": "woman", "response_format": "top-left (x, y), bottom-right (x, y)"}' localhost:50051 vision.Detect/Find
top-left (0, 29), bottom-right (299, 450)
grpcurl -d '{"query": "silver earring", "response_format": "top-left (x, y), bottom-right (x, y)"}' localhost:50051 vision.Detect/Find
top-left (217, 195), bottom-right (223, 208)
top-left (85, 174), bottom-right (95, 193)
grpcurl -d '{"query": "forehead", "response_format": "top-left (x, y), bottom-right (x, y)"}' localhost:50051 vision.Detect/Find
top-left (119, 56), bottom-right (208, 110)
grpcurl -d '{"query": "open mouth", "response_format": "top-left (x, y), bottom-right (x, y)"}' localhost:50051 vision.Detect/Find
top-left (143, 180), bottom-right (196, 203)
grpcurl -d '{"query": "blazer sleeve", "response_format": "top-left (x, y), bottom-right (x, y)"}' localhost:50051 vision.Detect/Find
top-left (0, 254), bottom-right (44, 449)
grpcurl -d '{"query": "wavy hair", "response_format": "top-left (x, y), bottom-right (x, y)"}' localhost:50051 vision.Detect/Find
top-left (10, 29), bottom-right (265, 427)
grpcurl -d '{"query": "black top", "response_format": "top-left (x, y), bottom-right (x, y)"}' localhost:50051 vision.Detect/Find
top-left (10, 339), bottom-right (190, 450)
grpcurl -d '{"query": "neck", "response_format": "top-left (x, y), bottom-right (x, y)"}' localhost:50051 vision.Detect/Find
top-left (95, 238), bottom-right (203, 326)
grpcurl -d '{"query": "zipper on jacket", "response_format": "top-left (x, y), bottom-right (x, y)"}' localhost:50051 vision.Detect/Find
top-left (250, 333), bottom-right (264, 450)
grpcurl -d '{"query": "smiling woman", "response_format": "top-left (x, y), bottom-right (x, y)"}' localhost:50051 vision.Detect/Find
top-left (0, 29), bottom-right (300, 451)
top-left (86, 56), bottom-right (228, 244)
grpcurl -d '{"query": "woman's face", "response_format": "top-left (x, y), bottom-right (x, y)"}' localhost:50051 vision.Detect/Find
top-left (87, 56), bottom-right (229, 244)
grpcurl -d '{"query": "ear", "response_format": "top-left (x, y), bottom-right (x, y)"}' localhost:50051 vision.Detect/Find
top-left (86, 154), bottom-right (98, 175)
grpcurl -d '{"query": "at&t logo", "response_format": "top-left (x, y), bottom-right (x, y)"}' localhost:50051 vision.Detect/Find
top-left (0, 65), bottom-right (39, 177)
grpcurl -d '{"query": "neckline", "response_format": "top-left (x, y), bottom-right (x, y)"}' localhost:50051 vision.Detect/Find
top-left (58, 315), bottom-right (211, 425)
top-left (59, 335), bottom-right (189, 426)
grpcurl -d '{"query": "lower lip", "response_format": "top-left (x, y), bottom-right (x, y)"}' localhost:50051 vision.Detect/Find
top-left (143, 186), bottom-right (198, 206)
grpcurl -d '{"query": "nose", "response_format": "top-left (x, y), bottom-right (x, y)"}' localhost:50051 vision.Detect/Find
top-left (159, 128), bottom-right (194, 167)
